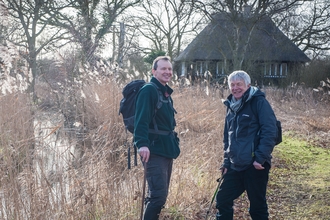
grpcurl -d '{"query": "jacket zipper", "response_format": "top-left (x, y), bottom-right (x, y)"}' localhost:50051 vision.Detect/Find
top-left (235, 115), bottom-right (239, 140)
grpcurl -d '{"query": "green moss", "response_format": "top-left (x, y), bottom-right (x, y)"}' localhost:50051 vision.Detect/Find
top-left (270, 135), bottom-right (330, 218)
top-left (275, 136), bottom-right (330, 176)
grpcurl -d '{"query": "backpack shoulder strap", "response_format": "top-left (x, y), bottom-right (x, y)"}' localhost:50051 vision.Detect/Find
top-left (147, 82), bottom-right (176, 112)
top-left (145, 82), bottom-right (165, 133)
top-left (146, 82), bottom-right (176, 135)
top-left (249, 96), bottom-right (259, 118)
top-left (146, 82), bottom-right (163, 111)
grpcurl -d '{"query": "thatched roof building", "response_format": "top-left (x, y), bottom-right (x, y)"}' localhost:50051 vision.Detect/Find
top-left (175, 11), bottom-right (310, 82)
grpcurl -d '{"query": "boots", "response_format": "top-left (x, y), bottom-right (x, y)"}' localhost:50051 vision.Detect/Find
top-left (142, 202), bottom-right (162, 220)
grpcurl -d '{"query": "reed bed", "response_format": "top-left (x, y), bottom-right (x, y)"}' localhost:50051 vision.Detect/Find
top-left (0, 74), bottom-right (329, 219)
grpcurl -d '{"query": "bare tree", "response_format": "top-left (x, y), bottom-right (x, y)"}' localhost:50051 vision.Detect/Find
top-left (196, 0), bottom-right (330, 61)
top-left (4, 0), bottom-right (69, 100)
top-left (132, 0), bottom-right (205, 60)
top-left (195, 0), bottom-right (308, 17)
top-left (45, 0), bottom-right (141, 66)
top-left (190, 0), bottom-right (313, 70)
top-left (0, 1), bottom-right (8, 44)
top-left (276, 0), bottom-right (330, 59)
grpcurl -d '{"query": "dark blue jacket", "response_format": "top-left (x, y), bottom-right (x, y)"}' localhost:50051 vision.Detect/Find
top-left (223, 88), bottom-right (277, 171)
top-left (134, 77), bottom-right (180, 159)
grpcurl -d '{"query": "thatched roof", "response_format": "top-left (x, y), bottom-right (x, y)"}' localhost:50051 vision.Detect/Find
top-left (175, 13), bottom-right (310, 63)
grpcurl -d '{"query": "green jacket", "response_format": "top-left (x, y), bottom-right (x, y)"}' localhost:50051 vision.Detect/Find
top-left (134, 77), bottom-right (180, 159)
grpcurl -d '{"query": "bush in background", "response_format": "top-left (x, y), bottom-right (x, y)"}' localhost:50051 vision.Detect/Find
top-left (300, 58), bottom-right (330, 88)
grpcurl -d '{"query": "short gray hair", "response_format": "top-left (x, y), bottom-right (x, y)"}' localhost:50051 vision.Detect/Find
top-left (227, 70), bottom-right (251, 88)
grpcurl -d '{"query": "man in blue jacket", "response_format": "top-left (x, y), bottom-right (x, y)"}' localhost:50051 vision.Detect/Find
top-left (216, 70), bottom-right (277, 219)
top-left (134, 56), bottom-right (180, 220)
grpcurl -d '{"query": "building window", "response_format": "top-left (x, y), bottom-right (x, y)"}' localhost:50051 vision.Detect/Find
top-left (280, 63), bottom-right (288, 77)
top-left (264, 63), bottom-right (287, 78)
top-left (196, 61), bottom-right (203, 77)
top-left (216, 61), bottom-right (225, 76)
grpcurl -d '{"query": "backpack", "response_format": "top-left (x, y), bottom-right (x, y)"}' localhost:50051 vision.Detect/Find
top-left (251, 97), bottom-right (282, 146)
top-left (118, 79), bottom-right (167, 134)
top-left (274, 120), bottom-right (282, 145)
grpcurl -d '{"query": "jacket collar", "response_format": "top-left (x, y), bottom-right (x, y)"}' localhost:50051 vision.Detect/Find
top-left (150, 77), bottom-right (173, 95)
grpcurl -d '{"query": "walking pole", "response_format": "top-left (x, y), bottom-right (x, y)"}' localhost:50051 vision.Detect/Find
top-left (140, 163), bottom-right (147, 220)
top-left (205, 175), bottom-right (224, 220)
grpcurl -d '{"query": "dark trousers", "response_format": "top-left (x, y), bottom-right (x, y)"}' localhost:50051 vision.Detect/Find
top-left (143, 154), bottom-right (173, 220)
top-left (216, 163), bottom-right (270, 220)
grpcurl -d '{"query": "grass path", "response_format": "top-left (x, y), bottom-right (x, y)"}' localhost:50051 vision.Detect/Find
top-left (267, 135), bottom-right (330, 219)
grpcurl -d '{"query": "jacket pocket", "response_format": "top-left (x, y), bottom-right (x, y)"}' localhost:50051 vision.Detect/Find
top-left (237, 115), bottom-right (252, 137)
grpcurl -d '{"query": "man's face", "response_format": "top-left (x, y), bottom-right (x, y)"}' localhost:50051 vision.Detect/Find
top-left (152, 59), bottom-right (173, 85)
top-left (230, 79), bottom-right (250, 100)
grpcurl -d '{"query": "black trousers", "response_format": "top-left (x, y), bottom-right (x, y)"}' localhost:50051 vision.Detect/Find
top-left (142, 154), bottom-right (173, 220)
top-left (216, 163), bottom-right (270, 220)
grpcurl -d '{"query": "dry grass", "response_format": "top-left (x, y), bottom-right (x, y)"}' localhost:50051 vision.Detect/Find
top-left (0, 77), bottom-right (329, 219)
top-left (0, 93), bottom-right (34, 219)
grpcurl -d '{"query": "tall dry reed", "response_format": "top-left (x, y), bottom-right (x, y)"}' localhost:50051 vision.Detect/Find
top-left (0, 93), bottom-right (34, 219)
top-left (1, 73), bottom-right (329, 219)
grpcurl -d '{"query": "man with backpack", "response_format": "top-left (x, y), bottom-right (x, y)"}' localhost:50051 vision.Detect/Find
top-left (134, 56), bottom-right (180, 219)
top-left (216, 70), bottom-right (278, 219)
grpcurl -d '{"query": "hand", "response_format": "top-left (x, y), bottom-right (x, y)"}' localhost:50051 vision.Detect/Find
top-left (253, 161), bottom-right (265, 170)
top-left (138, 146), bottom-right (150, 163)
top-left (220, 167), bottom-right (228, 175)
